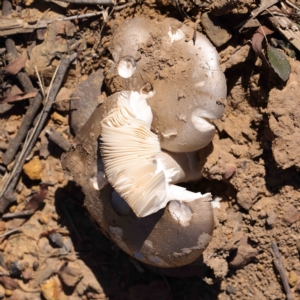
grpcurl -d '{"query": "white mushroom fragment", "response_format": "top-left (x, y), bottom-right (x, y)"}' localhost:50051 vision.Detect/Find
top-left (117, 56), bottom-right (136, 78)
top-left (100, 91), bottom-right (209, 218)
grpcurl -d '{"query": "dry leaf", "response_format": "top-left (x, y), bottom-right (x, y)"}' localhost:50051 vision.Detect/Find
top-left (0, 276), bottom-right (19, 290)
top-left (252, 26), bottom-right (274, 65)
top-left (0, 91), bottom-right (37, 103)
top-left (25, 183), bottom-right (48, 212)
top-left (2, 52), bottom-right (27, 75)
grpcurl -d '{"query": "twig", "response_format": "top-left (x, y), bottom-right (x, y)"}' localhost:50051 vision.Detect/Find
top-left (46, 129), bottom-right (71, 152)
top-left (2, 38), bottom-right (44, 166)
top-left (114, 1), bottom-right (135, 11)
top-left (1, 210), bottom-right (34, 219)
top-left (271, 241), bottom-right (294, 300)
top-left (0, 228), bottom-right (22, 238)
top-left (0, 53), bottom-right (77, 213)
top-left (46, 0), bottom-right (114, 3)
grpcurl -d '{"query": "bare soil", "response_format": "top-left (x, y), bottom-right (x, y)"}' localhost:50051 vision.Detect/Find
top-left (1, 0), bottom-right (300, 299)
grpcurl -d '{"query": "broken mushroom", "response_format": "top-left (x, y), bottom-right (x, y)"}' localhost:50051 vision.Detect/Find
top-left (105, 17), bottom-right (227, 152)
top-left (62, 91), bottom-right (214, 268)
top-left (100, 91), bottom-right (210, 217)
top-left (62, 17), bottom-right (227, 268)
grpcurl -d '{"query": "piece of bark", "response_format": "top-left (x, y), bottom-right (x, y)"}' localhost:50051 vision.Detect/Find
top-left (46, 130), bottom-right (71, 152)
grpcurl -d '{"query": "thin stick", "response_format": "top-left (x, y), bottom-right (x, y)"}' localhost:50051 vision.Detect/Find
top-left (1, 210), bottom-right (34, 219)
top-left (46, 0), bottom-right (114, 3)
top-left (0, 53), bottom-right (77, 213)
top-left (46, 130), bottom-right (71, 152)
top-left (0, 228), bottom-right (22, 238)
top-left (271, 241), bottom-right (294, 300)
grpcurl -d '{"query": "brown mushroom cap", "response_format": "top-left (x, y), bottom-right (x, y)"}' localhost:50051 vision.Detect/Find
top-left (105, 17), bottom-right (227, 152)
top-left (62, 94), bottom-right (214, 268)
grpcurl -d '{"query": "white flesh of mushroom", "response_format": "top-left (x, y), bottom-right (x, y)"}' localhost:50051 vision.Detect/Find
top-left (100, 91), bottom-right (210, 218)
top-left (117, 56), bottom-right (136, 78)
top-left (168, 27), bottom-right (185, 43)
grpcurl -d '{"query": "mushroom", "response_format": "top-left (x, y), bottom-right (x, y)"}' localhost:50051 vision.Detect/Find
top-left (105, 17), bottom-right (227, 152)
top-left (62, 91), bottom-right (214, 268)
top-left (100, 91), bottom-right (209, 217)
top-left (62, 17), bottom-right (227, 268)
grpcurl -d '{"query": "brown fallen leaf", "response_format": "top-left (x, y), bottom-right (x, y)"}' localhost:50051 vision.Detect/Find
top-left (3, 184), bottom-right (48, 234)
top-left (0, 276), bottom-right (19, 290)
top-left (0, 91), bottom-right (37, 104)
top-left (24, 183), bottom-right (48, 212)
top-left (1, 52), bottom-right (27, 76)
top-left (252, 26), bottom-right (274, 65)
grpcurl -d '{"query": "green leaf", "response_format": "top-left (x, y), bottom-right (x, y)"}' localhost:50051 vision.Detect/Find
top-left (267, 45), bottom-right (291, 81)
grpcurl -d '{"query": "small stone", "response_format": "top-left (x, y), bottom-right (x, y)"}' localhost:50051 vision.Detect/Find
top-left (223, 164), bottom-right (236, 179)
top-left (5, 125), bottom-right (17, 134)
top-left (39, 215), bottom-right (49, 225)
top-left (5, 289), bottom-right (13, 297)
top-left (9, 205), bottom-right (17, 213)
top-left (49, 232), bottom-right (64, 248)
top-left (59, 264), bottom-right (83, 287)
top-left (267, 210), bottom-right (276, 226)
top-left (32, 261), bottom-right (39, 271)
top-left (23, 157), bottom-right (42, 180)
top-left (41, 277), bottom-right (61, 300)
top-left (51, 112), bottom-right (68, 125)
top-left (289, 271), bottom-right (298, 287)
top-left (22, 268), bottom-right (33, 280)
top-left (229, 242), bottom-right (258, 268)
top-left (9, 261), bottom-right (22, 277)
top-left (226, 285), bottom-right (236, 295)
top-left (283, 205), bottom-right (300, 226)
top-left (201, 12), bottom-right (232, 47)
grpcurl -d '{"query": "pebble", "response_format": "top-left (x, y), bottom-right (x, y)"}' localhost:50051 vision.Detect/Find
top-left (32, 261), bottom-right (39, 271)
top-left (22, 268), bottom-right (33, 280)
top-left (59, 265), bottom-right (83, 287)
top-left (229, 242), bottom-right (258, 268)
top-left (266, 210), bottom-right (276, 226)
top-left (39, 215), bottom-right (49, 225)
top-left (5, 124), bottom-right (17, 134)
top-left (226, 285), bottom-right (236, 295)
top-left (9, 205), bottom-right (17, 213)
top-left (9, 261), bottom-right (22, 277)
top-left (23, 156), bottom-right (42, 180)
top-left (289, 270), bottom-right (298, 287)
top-left (283, 204), bottom-right (300, 226)
top-left (201, 12), bottom-right (232, 47)
top-left (51, 112), bottom-right (68, 126)
top-left (5, 289), bottom-right (13, 297)
top-left (41, 277), bottom-right (61, 300)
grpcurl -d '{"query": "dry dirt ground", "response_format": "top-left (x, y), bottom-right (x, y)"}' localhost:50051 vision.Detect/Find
top-left (1, 0), bottom-right (300, 299)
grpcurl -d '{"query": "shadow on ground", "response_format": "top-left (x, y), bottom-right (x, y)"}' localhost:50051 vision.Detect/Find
top-left (54, 184), bottom-right (221, 300)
